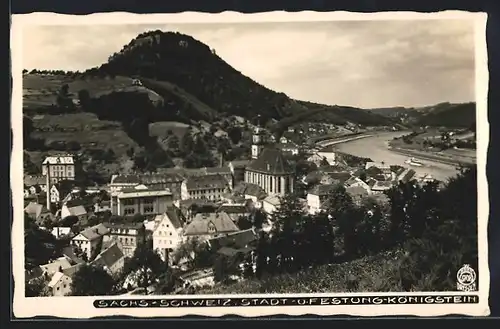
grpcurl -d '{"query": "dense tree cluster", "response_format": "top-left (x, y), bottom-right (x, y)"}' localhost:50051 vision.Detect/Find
top-left (253, 166), bottom-right (477, 291)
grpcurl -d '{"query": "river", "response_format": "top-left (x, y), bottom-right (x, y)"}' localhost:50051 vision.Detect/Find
top-left (329, 131), bottom-right (461, 182)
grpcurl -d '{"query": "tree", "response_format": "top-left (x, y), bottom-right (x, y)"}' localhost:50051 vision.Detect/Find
top-left (60, 215), bottom-right (79, 227)
top-left (236, 215), bottom-right (253, 230)
top-left (228, 126), bottom-right (242, 144)
top-left (123, 240), bottom-right (167, 289)
top-left (78, 89), bottom-right (91, 109)
top-left (25, 275), bottom-right (51, 297)
top-left (324, 185), bottom-right (360, 258)
top-left (71, 265), bottom-right (116, 296)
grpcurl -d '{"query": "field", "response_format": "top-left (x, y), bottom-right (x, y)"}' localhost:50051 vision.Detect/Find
top-left (23, 74), bottom-right (162, 111)
top-left (197, 250), bottom-right (405, 294)
top-left (149, 121), bottom-right (191, 140)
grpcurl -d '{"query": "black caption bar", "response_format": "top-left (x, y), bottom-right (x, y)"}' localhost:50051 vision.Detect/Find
top-left (94, 295), bottom-right (479, 308)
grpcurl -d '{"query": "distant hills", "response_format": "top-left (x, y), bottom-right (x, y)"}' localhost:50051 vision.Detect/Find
top-left (369, 102), bottom-right (476, 129)
top-left (23, 30), bottom-right (475, 167)
top-left (85, 30), bottom-right (400, 131)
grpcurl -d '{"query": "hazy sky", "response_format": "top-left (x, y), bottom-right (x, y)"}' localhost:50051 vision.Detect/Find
top-left (22, 20), bottom-right (476, 108)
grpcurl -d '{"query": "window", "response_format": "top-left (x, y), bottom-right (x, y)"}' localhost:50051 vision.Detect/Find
top-left (169, 232), bottom-right (172, 236)
top-left (143, 197), bottom-right (155, 205)
top-left (57, 287), bottom-right (60, 291)
top-left (144, 205), bottom-right (154, 213)
top-left (123, 199), bottom-right (135, 206)
top-left (63, 284), bottom-right (67, 288)
top-left (124, 208), bottom-right (135, 215)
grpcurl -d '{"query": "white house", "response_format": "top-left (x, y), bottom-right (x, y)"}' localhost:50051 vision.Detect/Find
top-left (61, 204), bottom-right (88, 221)
top-left (71, 224), bottom-right (109, 260)
top-left (48, 271), bottom-right (73, 297)
top-left (49, 184), bottom-right (61, 204)
top-left (317, 145), bottom-right (337, 165)
top-left (91, 242), bottom-right (125, 278)
top-left (152, 210), bottom-right (185, 262)
top-left (344, 176), bottom-right (372, 194)
top-left (306, 184), bottom-right (337, 215)
top-left (307, 153), bottom-right (326, 166)
top-left (51, 226), bottom-right (72, 239)
top-left (262, 195), bottom-right (281, 215)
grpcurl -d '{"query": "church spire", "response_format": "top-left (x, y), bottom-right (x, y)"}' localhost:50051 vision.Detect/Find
top-left (251, 115), bottom-right (266, 159)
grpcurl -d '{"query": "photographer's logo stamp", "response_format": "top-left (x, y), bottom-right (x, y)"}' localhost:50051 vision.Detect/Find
top-left (456, 264), bottom-right (477, 292)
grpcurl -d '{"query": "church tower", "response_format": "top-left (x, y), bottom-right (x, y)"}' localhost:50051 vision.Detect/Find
top-left (251, 125), bottom-right (266, 159)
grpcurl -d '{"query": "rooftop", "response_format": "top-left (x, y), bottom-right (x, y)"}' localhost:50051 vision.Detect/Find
top-left (208, 228), bottom-right (257, 251)
top-left (186, 174), bottom-right (229, 191)
top-left (92, 242), bottom-right (124, 269)
top-left (247, 147), bottom-right (294, 175)
top-left (233, 182), bottom-right (267, 200)
top-left (42, 155), bottom-right (75, 165)
top-left (154, 208), bottom-right (185, 230)
top-left (117, 186), bottom-right (173, 199)
top-left (183, 212), bottom-right (240, 236)
top-left (78, 223), bottom-right (109, 241)
top-left (309, 184), bottom-right (338, 196)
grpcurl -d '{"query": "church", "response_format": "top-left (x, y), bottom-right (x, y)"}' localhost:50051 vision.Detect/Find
top-left (243, 125), bottom-right (295, 197)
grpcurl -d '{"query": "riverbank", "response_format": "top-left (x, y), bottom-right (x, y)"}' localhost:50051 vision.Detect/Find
top-left (388, 146), bottom-right (476, 166)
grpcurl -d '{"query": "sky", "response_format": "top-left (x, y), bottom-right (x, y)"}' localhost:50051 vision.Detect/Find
top-left (22, 19), bottom-right (476, 109)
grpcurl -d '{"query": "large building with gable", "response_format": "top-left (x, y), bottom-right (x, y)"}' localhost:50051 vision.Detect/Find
top-left (243, 124), bottom-right (295, 197)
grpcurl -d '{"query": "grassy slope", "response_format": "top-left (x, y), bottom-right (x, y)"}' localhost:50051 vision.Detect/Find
top-left (198, 250), bottom-right (405, 294)
top-left (23, 74), bottom-right (144, 166)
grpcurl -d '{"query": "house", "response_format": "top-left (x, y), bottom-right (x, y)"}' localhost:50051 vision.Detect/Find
top-left (228, 160), bottom-right (250, 185)
top-left (307, 153), bottom-right (326, 167)
top-left (51, 226), bottom-right (72, 239)
top-left (48, 271), bottom-right (73, 296)
top-left (71, 223), bottom-right (110, 260)
top-left (49, 180), bottom-right (76, 206)
top-left (278, 142), bottom-right (299, 156)
top-left (91, 242), bottom-right (125, 278)
top-left (262, 195), bottom-right (281, 215)
top-left (61, 246), bottom-right (86, 265)
top-left (109, 173), bottom-right (186, 200)
top-left (371, 180), bottom-right (394, 194)
top-left (365, 162), bottom-right (393, 180)
top-left (207, 228), bottom-right (258, 251)
top-left (39, 257), bottom-right (73, 277)
top-left (216, 203), bottom-right (251, 222)
top-left (317, 145), bottom-right (338, 165)
top-left (110, 184), bottom-right (174, 218)
top-left (24, 175), bottom-right (47, 193)
top-left (103, 222), bottom-right (146, 258)
top-left (61, 204), bottom-right (88, 221)
top-left (233, 182), bottom-right (268, 204)
top-left (152, 209), bottom-right (186, 262)
top-left (344, 176), bottom-right (372, 194)
top-left (346, 186), bottom-right (370, 205)
top-left (306, 184), bottom-right (338, 215)
top-left (94, 200), bottom-right (111, 214)
top-left (396, 168), bottom-right (417, 184)
top-left (42, 154), bottom-right (77, 184)
top-left (28, 185), bottom-right (42, 195)
top-left (182, 211), bottom-right (240, 242)
top-left (24, 201), bottom-right (53, 224)
top-left (183, 174), bottom-right (230, 202)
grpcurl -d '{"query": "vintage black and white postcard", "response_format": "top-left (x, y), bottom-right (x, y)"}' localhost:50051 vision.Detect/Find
top-left (11, 10), bottom-right (490, 318)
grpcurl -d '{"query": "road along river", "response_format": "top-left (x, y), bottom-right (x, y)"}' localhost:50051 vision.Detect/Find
top-left (325, 131), bottom-right (465, 182)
